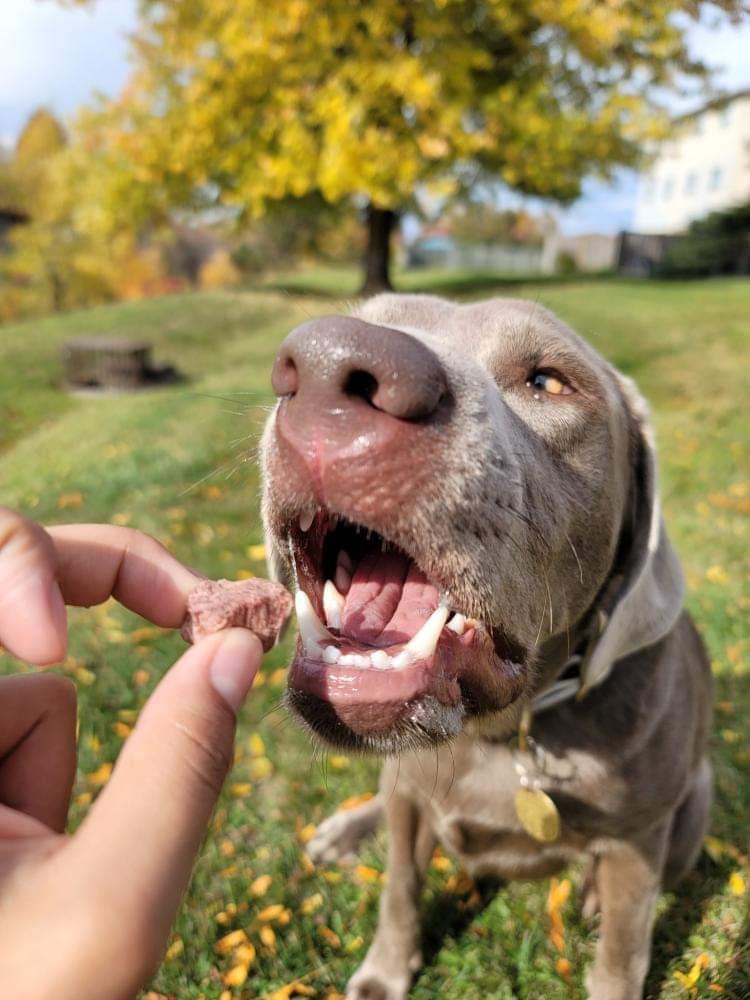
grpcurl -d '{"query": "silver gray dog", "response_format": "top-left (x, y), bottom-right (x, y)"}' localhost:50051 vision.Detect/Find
top-left (261, 294), bottom-right (712, 1000)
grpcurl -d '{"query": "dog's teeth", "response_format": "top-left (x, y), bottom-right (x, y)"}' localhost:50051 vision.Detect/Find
top-left (323, 579), bottom-right (345, 629)
top-left (371, 650), bottom-right (392, 669)
top-left (447, 613), bottom-right (466, 634)
top-left (404, 606), bottom-right (450, 661)
top-left (295, 590), bottom-right (334, 656)
top-left (299, 509), bottom-right (315, 533)
top-left (335, 550), bottom-right (353, 593)
top-left (322, 644), bottom-right (341, 664)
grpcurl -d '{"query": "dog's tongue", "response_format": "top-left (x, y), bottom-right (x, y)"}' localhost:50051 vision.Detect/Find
top-left (341, 551), bottom-right (440, 646)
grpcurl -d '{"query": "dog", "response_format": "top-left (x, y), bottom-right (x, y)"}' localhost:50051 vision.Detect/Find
top-left (260, 294), bottom-right (712, 1000)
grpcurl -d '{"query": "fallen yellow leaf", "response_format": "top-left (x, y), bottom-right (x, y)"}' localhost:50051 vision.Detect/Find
top-left (220, 838), bottom-right (236, 858)
top-left (87, 763), bottom-right (113, 787)
top-left (128, 626), bottom-right (163, 643)
top-left (705, 565), bottom-right (729, 585)
top-left (133, 668), bottom-right (150, 687)
top-left (165, 937), bottom-right (184, 961)
top-left (249, 757), bottom-right (274, 780)
top-left (354, 865), bottom-right (381, 883)
top-left (257, 904), bottom-right (286, 923)
top-left (235, 942), bottom-right (256, 966)
top-left (729, 871), bottom-right (746, 896)
top-left (337, 793), bottom-right (374, 812)
top-left (555, 957), bottom-right (572, 981)
top-left (298, 823), bottom-right (317, 844)
top-left (301, 892), bottom-right (323, 915)
top-left (431, 849), bottom-right (452, 872)
top-left (264, 982), bottom-right (317, 1000)
top-left (251, 875), bottom-right (273, 897)
top-left (229, 783), bottom-right (252, 797)
top-left (203, 485), bottom-right (225, 500)
top-left (260, 925), bottom-right (277, 952)
top-left (223, 963), bottom-right (249, 987)
top-left (57, 492), bottom-right (83, 510)
top-left (247, 543), bottom-right (267, 561)
top-left (112, 721), bottom-right (131, 739)
top-left (320, 926), bottom-right (341, 949)
top-left (673, 952), bottom-right (710, 989)
top-left (248, 733), bottom-right (266, 756)
top-left (215, 929), bottom-right (248, 955)
top-left (329, 755), bottom-right (349, 769)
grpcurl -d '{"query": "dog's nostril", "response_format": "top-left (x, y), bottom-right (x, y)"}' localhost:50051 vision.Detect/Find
top-left (272, 353), bottom-right (298, 397)
top-left (343, 369), bottom-right (379, 407)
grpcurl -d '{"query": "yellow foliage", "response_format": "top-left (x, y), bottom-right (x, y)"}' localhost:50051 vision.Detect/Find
top-left (83, 0), bottom-right (731, 223)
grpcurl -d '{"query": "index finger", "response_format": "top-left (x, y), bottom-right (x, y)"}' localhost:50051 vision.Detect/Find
top-left (49, 524), bottom-right (202, 627)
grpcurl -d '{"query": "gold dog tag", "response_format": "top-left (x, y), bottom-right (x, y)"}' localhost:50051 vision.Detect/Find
top-left (514, 787), bottom-right (561, 843)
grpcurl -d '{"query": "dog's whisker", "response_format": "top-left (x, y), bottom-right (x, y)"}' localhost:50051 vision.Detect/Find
top-left (566, 533), bottom-right (585, 586)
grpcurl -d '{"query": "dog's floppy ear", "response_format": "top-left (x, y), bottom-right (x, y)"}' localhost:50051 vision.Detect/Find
top-left (579, 375), bottom-right (685, 696)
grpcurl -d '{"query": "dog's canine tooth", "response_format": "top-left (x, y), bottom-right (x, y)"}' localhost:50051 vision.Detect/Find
top-left (299, 509), bottom-right (315, 533)
top-left (447, 613), bottom-right (467, 634)
top-left (295, 590), bottom-right (335, 656)
top-left (404, 606), bottom-right (450, 662)
top-left (323, 579), bottom-right (345, 630)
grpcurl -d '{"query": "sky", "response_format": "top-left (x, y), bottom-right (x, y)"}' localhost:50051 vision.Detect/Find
top-left (2, 0), bottom-right (750, 235)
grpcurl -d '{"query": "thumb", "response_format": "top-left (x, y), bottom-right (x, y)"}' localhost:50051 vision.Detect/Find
top-left (70, 628), bottom-right (261, 954)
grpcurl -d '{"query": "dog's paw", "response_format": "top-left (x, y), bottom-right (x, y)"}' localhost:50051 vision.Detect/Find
top-left (346, 967), bottom-right (411, 1000)
top-left (307, 811), bottom-right (365, 865)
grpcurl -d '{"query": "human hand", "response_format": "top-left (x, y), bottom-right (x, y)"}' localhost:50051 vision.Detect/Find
top-left (0, 507), bottom-right (262, 999)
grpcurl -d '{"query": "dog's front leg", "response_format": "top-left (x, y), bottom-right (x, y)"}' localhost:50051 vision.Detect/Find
top-left (586, 825), bottom-right (669, 1000)
top-left (347, 768), bottom-right (434, 1000)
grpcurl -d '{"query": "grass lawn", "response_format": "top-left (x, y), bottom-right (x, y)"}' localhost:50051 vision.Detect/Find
top-left (1, 275), bottom-right (748, 999)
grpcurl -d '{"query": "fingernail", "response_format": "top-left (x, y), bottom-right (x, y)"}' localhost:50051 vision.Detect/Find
top-left (209, 629), bottom-right (261, 713)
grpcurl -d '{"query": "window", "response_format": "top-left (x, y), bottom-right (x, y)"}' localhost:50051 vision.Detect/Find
top-left (709, 166), bottom-right (724, 192)
top-left (684, 171), bottom-right (698, 195)
top-left (662, 177), bottom-right (675, 200)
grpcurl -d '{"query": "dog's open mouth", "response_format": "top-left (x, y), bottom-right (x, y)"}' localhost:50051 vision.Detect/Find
top-left (284, 510), bottom-right (527, 750)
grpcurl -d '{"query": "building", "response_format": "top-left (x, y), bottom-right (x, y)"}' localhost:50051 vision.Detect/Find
top-left (632, 89), bottom-right (750, 234)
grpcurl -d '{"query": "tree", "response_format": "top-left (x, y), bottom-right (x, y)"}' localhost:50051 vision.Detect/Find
top-left (67, 0), bottom-right (749, 292)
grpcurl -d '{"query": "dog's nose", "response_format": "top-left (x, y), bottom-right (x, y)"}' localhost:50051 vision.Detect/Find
top-left (272, 315), bottom-right (447, 420)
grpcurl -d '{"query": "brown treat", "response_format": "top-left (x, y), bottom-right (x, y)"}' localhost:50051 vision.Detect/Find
top-left (181, 577), bottom-right (293, 652)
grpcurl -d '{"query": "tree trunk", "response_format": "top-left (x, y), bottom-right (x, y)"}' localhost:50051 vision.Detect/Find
top-left (360, 204), bottom-right (397, 296)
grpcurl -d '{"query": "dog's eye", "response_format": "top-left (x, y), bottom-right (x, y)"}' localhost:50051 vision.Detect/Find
top-left (526, 371), bottom-right (573, 396)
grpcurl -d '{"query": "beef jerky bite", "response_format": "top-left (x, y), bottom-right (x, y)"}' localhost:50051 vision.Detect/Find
top-left (181, 578), bottom-right (293, 652)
